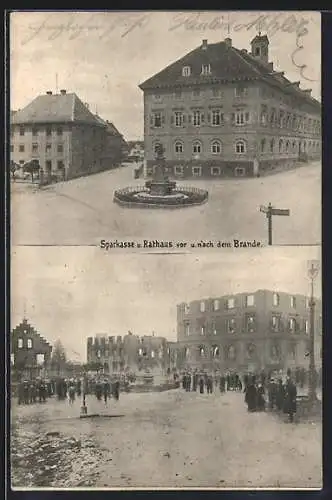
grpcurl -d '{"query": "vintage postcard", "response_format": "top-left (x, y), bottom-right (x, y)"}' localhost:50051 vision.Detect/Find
top-left (9, 9), bottom-right (322, 494)
top-left (10, 10), bottom-right (321, 246)
top-left (10, 246), bottom-right (322, 489)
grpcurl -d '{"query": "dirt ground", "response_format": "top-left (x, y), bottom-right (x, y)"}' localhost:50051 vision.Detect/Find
top-left (11, 388), bottom-right (322, 489)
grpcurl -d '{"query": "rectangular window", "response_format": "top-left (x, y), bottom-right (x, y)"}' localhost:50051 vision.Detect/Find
top-left (182, 66), bottom-right (191, 77)
top-left (174, 111), bottom-right (183, 127)
top-left (152, 112), bottom-right (162, 128)
top-left (201, 325), bottom-right (206, 335)
top-left (193, 89), bottom-right (201, 98)
top-left (46, 126), bottom-right (52, 136)
top-left (184, 303), bottom-right (190, 314)
top-left (138, 348), bottom-right (143, 356)
top-left (290, 296), bottom-right (296, 308)
top-left (193, 110), bottom-right (201, 126)
top-left (46, 143), bottom-right (52, 152)
top-left (271, 315), bottom-right (280, 332)
top-left (235, 111), bottom-right (249, 126)
top-left (174, 165), bottom-right (184, 176)
top-left (201, 64), bottom-right (211, 75)
top-left (57, 144), bottom-right (64, 153)
top-left (153, 94), bottom-right (161, 101)
top-left (10, 145), bottom-right (14, 153)
top-left (235, 86), bottom-right (248, 98)
top-left (11, 354), bottom-right (15, 365)
top-left (304, 320), bottom-right (309, 334)
top-left (200, 301), bottom-right (205, 313)
top-left (185, 323), bottom-right (190, 336)
top-left (19, 145), bottom-right (25, 152)
top-left (211, 322), bottom-right (217, 335)
top-left (289, 318), bottom-right (296, 332)
top-left (226, 318), bottom-right (236, 334)
top-left (32, 127), bottom-right (38, 136)
top-left (235, 167), bottom-right (245, 177)
top-left (37, 353), bottom-right (45, 365)
top-left (272, 293), bottom-right (280, 307)
top-left (246, 314), bottom-right (255, 333)
top-left (211, 167), bottom-right (221, 176)
top-left (211, 109), bottom-right (223, 126)
top-left (174, 91), bottom-right (182, 99)
top-left (27, 338), bottom-right (32, 349)
top-left (32, 143), bottom-right (38, 153)
top-left (246, 295), bottom-right (255, 307)
top-left (19, 126), bottom-right (25, 136)
top-left (57, 160), bottom-right (65, 170)
top-left (192, 166), bottom-right (202, 177)
top-left (227, 298), bottom-right (235, 309)
top-left (18, 338), bottom-right (23, 348)
top-left (56, 127), bottom-right (63, 136)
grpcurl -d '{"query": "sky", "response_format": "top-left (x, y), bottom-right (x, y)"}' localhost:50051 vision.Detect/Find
top-left (10, 10), bottom-right (321, 140)
top-left (11, 246), bottom-right (321, 362)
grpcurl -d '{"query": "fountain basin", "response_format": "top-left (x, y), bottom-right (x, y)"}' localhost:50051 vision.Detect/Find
top-left (113, 186), bottom-right (208, 209)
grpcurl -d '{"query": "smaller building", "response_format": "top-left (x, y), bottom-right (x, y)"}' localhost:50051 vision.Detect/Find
top-left (87, 332), bottom-right (168, 374)
top-left (10, 90), bottom-right (126, 182)
top-left (11, 318), bottom-right (52, 380)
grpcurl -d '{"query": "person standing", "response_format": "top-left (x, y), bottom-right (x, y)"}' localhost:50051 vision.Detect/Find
top-left (283, 377), bottom-right (297, 423)
top-left (219, 374), bottom-right (226, 393)
top-left (245, 378), bottom-right (257, 412)
top-left (199, 375), bottom-right (204, 394)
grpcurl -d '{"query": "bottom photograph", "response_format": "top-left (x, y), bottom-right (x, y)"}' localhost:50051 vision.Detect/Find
top-left (10, 246), bottom-right (322, 490)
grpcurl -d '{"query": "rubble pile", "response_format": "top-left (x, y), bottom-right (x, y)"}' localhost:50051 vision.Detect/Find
top-left (11, 429), bottom-right (105, 487)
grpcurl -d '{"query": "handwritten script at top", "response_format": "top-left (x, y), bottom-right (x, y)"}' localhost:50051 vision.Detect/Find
top-left (19, 12), bottom-right (318, 83)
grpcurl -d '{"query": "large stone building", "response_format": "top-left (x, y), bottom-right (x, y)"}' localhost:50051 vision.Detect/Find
top-left (177, 290), bottom-right (322, 373)
top-left (139, 34), bottom-right (321, 179)
top-left (87, 332), bottom-right (168, 374)
top-left (10, 89), bottom-right (126, 181)
top-left (11, 318), bottom-right (53, 380)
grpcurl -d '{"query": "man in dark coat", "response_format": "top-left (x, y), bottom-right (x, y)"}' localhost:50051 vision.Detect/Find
top-left (219, 375), bottom-right (226, 393)
top-left (283, 378), bottom-right (297, 422)
top-left (276, 379), bottom-right (285, 411)
top-left (245, 379), bottom-right (257, 412)
top-left (199, 376), bottom-right (204, 394)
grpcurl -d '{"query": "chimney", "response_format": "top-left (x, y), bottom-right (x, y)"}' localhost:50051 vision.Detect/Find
top-left (267, 62), bottom-right (274, 71)
top-left (60, 89), bottom-right (66, 95)
top-left (202, 39), bottom-right (208, 50)
top-left (46, 91), bottom-right (52, 95)
top-left (303, 89), bottom-right (312, 96)
top-left (224, 37), bottom-right (232, 47)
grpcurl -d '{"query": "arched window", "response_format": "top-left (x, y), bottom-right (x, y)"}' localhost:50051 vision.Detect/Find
top-left (285, 141), bottom-right (290, 153)
top-left (211, 140), bottom-right (222, 154)
top-left (292, 141), bottom-right (296, 151)
top-left (279, 139), bottom-right (283, 153)
top-left (235, 140), bottom-right (246, 154)
top-left (199, 347), bottom-right (205, 357)
top-left (192, 140), bottom-right (202, 155)
top-left (185, 347), bottom-right (190, 359)
top-left (174, 141), bottom-right (183, 154)
top-left (261, 138), bottom-right (266, 153)
top-left (270, 139), bottom-right (274, 153)
top-left (213, 346), bottom-right (220, 357)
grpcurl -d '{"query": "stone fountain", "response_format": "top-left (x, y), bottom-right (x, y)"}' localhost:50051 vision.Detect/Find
top-left (113, 145), bottom-right (208, 209)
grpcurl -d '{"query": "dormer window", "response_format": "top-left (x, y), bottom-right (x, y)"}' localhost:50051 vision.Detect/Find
top-left (201, 64), bottom-right (211, 75)
top-left (182, 66), bottom-right (191, 77)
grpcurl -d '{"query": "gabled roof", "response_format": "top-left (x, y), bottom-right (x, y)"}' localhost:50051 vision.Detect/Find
top-left (11, 318), bottom-right (52, 349)
top-left (139, 39), bottom-right (321, 111)
top-left (94, 114), bottom-right (126, 142)
top-left (12, 92), bottom-right (103, 126)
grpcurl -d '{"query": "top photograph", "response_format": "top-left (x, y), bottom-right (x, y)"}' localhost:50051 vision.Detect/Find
top-left (10, 11), bottom-right (321, 247)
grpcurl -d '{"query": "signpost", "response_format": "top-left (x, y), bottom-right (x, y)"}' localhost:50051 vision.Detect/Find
top-left (259, 203), bottom-right (290, 245)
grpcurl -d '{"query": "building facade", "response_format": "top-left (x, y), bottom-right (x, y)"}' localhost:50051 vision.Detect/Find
top-left (11, 90), bottom-right (126, 181)
top-left (87, 333), bottom-right (169, 374)
top-left (11, 318), bottom-right (53, 380)
top-left (139, 35), bottom-right (321, 179)
top-left (177, 290), bottom-right (322, 373)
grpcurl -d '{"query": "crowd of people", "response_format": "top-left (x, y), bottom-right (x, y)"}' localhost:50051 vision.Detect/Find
top-left (180, 369), bottom-right (299, 423)
top-left (15, 374), bottom-right (128, 406)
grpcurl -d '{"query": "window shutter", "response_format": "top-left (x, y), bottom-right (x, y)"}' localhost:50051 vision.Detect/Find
top-left (183, 114), bottom-right (186, 125)
top-left (171, 115), bottom-right (174, 125)
top-left (231, 113), bottom-right (235, 123)
top-left (149, 115), bottom-right (154, 127)
top-left (245, 112), bottom-right (249, 122)
top-left (161, 114), bottom-right (165, 125)
top-left (188, 114), bottom-right (192, 124)
top-left (208, 112), bottom-right (211, 124)
top-left (201, 113), bottom-right (205, 123)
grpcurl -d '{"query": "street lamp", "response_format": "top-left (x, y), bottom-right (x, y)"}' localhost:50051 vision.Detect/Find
top-left (307, 260), bottom-right (320, 404)
top-left (80, 371), bottom-right (88, 416)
